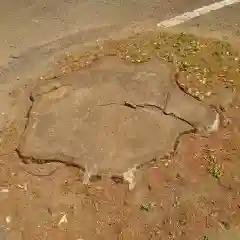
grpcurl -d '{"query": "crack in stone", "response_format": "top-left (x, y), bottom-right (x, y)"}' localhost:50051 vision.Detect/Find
top-left (128, 102), bottom-right (196, 129)
top-left (98, 100), bottom-right (196, 129)
top-left (22, 95), bottom-right (34, 133)
top-left (15, 148), bottom-right (86, 171)
top-left (33, 84), bottom-right (71, 98)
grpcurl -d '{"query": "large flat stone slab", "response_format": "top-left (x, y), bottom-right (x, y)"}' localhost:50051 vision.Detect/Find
top-left (19, 87), bottom-right (190, 173)
top-left (18, 58), bottom-right (218, 174)
top-left (0, 86), bottom-right (31, 155)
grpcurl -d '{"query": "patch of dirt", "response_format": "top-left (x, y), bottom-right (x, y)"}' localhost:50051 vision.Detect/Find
top-left (0, 31), bottom-right (240, 239)
top-left (0, 100), bottom-right (240, 240)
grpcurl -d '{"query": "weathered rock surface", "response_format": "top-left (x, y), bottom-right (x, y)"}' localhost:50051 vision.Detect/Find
top-left (17, 58), bottom-right (218, 174)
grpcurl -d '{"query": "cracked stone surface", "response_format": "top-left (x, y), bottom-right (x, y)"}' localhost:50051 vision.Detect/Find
top-left (17, 58), bottom-right (218, 174)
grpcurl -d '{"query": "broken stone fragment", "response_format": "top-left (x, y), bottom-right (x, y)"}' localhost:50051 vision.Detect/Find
top-left (17, 58), bottom-right (219, 176)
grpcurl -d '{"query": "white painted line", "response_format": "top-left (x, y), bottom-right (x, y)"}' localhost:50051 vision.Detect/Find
top-left (157, 0), bottom-right (240, 28)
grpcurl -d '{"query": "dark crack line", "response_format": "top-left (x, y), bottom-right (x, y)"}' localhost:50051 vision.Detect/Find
top-left (34, 84), bottom-right (71, 98)
top-left (100, 100), bottom-right (196, 129)
top-left (136, 103), bottom-right (196, 129)
top-left (173, 71), bottom-right (196, 99)
top-left (23, 94), bottom-right (34, 133)
top-left (165, 111), bottom-right (196, 129)
top-left (173, 128), bottom-right (197, 152)
top-left (15, 148), bottom-right (85, 172)
top-left (14, 92), bottom-right (35, 164)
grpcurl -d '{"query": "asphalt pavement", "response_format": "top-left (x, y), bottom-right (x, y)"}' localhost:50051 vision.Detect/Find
top-left (0, 0), bottom-right (221, 65)
top-left (0, 0), bottom-right (239, 67)
top-left (175, 2), bottom-right (240, 43)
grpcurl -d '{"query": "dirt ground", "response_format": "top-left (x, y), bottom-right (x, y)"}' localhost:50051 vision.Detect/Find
top-left (0, 31), bottom-right (240, 240)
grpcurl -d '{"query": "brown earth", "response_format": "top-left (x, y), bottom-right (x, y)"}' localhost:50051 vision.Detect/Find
top-left (0, 31), bottom-right (240, 239)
